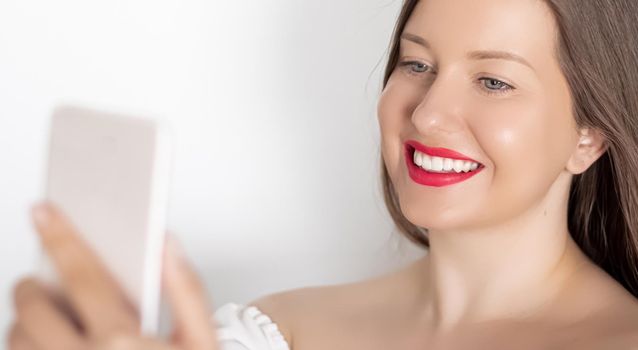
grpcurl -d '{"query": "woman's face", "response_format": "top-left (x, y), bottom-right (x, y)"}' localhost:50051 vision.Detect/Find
top-left (378, 0), bottom-right (580, 231)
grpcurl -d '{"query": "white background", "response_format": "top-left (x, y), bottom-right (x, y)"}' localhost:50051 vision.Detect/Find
top-left (0, 0), bottom-right (425, 345)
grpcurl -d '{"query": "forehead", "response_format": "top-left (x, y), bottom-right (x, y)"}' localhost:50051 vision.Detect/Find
top-left (403, 0), bottom-right (558, 65)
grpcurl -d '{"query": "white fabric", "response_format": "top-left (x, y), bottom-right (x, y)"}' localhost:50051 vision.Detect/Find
top-left (213, 302), bottom-right (291, 350)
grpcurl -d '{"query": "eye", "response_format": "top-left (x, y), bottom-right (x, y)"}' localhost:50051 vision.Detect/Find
top-left (396, 59), bottom-right (516, 96)
top-left (397, 60), bottom-right (434, 75)
top-left (477, 77), bottom-right (514, 96)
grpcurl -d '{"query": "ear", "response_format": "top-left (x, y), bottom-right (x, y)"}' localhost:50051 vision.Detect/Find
top-left (566, 127), bottom-right (609, 175)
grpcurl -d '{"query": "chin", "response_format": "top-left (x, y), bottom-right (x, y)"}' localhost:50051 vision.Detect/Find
top-left (399, 200), bottom-right (474, 232)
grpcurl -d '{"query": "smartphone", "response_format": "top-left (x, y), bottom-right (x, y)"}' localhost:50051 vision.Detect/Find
top-left (37, 105), bottom-right (173, 336)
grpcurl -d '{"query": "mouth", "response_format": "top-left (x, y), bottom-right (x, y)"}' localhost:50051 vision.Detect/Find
top-left (404, 140), bottom-right (485, 187)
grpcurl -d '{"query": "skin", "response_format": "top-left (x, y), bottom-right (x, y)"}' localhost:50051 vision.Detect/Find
top-left (252, 0), bottom-right (638, 348)
top-left (8, 0), bottom-right (638, 349)
top-left (377, 0), bottom-right (610, 330)
top-left (8, 203), bottom-right (219, 350)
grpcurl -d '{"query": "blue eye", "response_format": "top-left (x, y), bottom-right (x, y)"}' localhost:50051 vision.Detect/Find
top-left (396, 60), bottom-right (515, 96)
top-left (398, 60), bottom-right (433, 75)
top-left (478, 78), bottom-right (513, 96)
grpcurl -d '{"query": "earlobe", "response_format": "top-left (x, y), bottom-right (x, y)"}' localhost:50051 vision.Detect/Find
top-left (566, 128), bottom-right (609, 175)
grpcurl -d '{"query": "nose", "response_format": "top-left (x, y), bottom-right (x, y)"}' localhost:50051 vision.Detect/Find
top-left (411, 73), bottom-right (466, 137)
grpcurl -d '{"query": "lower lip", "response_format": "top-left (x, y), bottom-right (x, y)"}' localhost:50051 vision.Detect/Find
top-left (405, 145), bottom-right (484, 187)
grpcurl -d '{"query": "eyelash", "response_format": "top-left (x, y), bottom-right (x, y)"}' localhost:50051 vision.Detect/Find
top-left (397, 60), bottom-right (515, 96)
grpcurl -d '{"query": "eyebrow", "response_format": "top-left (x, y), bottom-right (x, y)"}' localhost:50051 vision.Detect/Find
top-left (400, 32), bottom-right (536, 72)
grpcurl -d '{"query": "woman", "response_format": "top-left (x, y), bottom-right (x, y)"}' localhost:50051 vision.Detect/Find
top-left (9, 0), bottom-right (638, 348)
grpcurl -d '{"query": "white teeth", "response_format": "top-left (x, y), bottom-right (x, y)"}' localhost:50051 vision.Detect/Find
top-left (414, 150), bottom-right (422, 166)
top-left (453, 159), bottom-right (464, 172)
top-left (413, 150), bottom-right (480, 173)
top-left (423, 154), bottom-right (432, 169)
top-left (431, 156), bottom-right (444, 171)
top-left (443, 158), bottom-right (454, 171)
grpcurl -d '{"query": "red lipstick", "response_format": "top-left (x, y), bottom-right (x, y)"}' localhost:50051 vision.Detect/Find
top-left (404, 140), bottom-right (484, 187)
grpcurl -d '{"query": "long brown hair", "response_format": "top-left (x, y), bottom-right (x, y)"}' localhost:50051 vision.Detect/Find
top-left (379, 0), bottom-right (638, 298)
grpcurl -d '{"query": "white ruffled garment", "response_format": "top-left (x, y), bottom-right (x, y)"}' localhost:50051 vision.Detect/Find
top-left (213, 302), bottom-right (291, 350)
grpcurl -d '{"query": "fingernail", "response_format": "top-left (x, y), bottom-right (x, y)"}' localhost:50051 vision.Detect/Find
top-left (31, 202), bottom-right (51, 227)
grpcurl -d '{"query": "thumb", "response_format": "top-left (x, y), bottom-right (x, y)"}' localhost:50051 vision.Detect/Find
top-left (163, 236), bottom-right (219, 350)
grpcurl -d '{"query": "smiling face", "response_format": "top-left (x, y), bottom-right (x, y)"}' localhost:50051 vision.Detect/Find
top-left (377, 0), bottom-right (582, 231)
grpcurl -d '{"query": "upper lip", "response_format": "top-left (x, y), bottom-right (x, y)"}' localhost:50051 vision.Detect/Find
top-left (405, 140), bottom-right (482, 164)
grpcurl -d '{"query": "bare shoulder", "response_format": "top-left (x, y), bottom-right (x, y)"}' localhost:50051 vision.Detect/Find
top-left (593, 294), bottom-right (638, 348)
top-left (246, 280), bottom-right (373, 348)
top-left (581, 318), bottom-right (638, 350)
top-left (246, 261), bottom-right (421, 349)
top-left (246, 288), bottom-right (299, 347)
top-left (572, 269), bottom-right (638, 348)
top-left (246, 284), bottom-right (351, 349)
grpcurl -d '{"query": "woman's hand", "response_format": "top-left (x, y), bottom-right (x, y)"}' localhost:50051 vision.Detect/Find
top-left (8, 202), bottom-right (220, 350)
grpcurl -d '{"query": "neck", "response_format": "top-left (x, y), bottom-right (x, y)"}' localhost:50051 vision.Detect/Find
top-left (412, 172), bottom-right (591, 330)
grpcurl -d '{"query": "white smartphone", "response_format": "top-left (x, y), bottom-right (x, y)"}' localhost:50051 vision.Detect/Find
top-left (37, 105), bottom-right (173, 336)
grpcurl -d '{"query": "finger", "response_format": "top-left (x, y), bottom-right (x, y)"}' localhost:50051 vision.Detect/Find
top-left (7, 323), bottom-right (36, 350)
top-left (13, 278), bottom-right (85, 350)
top-left (30, 202), bottom-right (137, 338)
top-left (163, 237), bottom-right (218, 350)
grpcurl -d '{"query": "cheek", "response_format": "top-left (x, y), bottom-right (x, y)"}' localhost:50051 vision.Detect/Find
top-left (471, 98), bottom-right (575, 213)
top-left (377, 78), bottom-right (421, 176)
top-left (475, 103), bottom-right (545, 171)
